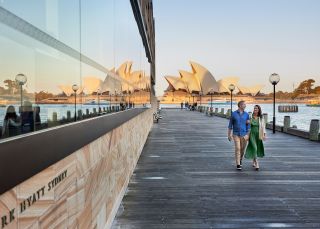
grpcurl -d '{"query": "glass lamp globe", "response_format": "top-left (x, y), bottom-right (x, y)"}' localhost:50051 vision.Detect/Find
top-left (72, 84), bottom-right (79, 92)
top-left (228, 84), bottom-right (235, 92)
top-left (269, 73), bottom-right (280, 85)
top-left (15, 73), bottom-right (27, 85)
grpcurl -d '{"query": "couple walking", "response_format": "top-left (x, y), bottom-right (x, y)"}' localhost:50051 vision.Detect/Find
top-left (227, 101), bottom-right (266, 170)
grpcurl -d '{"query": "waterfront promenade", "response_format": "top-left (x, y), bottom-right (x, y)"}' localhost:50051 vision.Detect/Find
top-left (112, 109), bottom-right (320, 229)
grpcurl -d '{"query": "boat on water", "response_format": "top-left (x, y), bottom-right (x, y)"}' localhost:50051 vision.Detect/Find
top-left (207, 99), bottom-right (237, 105)
top-left (84, 99), bottom-right (110, 105)
top-left (306, 98), bottom-right (320, 107)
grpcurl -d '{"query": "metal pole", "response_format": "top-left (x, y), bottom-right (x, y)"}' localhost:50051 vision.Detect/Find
top-left (74, 93), bottom-right (77, 122)
top-left (210, 94), bottom-right (212, 108)
top-left (273, 84), bottom-right (276, 134)
top-left (20, 84), bottom-right (23, 132)
top-left (98, 93), bottom-right (100, 114)
top-left (231, 91), bottom-right (233, 112)
top-left (200, 94), bottom-right (202, 106)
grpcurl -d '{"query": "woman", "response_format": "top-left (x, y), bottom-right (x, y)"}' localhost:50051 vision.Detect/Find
top-left (244, 105), bottom-right (266, 170)
top-left (1, 105), bottom-right (21, 138)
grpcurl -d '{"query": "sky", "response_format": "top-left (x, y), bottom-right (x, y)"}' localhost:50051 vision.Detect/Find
top-left (153, 0), bottom-right (320, 96)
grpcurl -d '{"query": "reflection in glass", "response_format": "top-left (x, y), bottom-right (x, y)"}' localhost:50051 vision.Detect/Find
top-left (0, 0), bottom-right (151, 141)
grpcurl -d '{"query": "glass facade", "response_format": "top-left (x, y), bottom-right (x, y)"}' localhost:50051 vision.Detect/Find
top-left (0, 0), bottom-right (151, 140)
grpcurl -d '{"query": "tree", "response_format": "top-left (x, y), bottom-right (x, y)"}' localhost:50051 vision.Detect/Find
top-left (292, 79), bottom-right (315, 99)
top-left (3, 79), bottom-right (19, 94)
top-left (35, 91), bottom-right (54, 102)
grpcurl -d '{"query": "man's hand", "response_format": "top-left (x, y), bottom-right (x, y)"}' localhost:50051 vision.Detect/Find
top-left (244, 134), bottom-right (249, 141)
top-left (228, 135), bottom-right (233, 141)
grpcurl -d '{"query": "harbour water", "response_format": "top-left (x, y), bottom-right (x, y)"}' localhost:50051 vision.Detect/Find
top-left (0, 102), bottom-right (319, 132)
top-left (160, 103), bottom-right (320, 131)
top-left (0, 104), bottom-right (114, 127)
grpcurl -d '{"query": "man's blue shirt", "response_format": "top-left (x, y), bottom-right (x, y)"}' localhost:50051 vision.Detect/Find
top-left (228, 110), bottom-right (251, 136)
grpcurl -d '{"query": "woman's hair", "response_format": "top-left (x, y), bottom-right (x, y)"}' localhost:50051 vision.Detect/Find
top-left (254, 105), bottom-right (262, 117)
top-left (4, 105), bottom-right (18, 120)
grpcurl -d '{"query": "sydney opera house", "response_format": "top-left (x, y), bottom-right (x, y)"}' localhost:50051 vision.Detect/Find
top-left (162, 61), bottom-right (264, 103)
top-left (56, 61), bottom-right (151, 104)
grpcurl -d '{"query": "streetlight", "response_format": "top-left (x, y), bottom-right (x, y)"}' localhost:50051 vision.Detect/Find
top-left (97, 88), bottom-right (101, 114)
top-left (209, 89), bottom-right (214, 109)
top-left (228, 84), bottom-right (235, 112)
top-left (109, 92), bottom-right (112, 107)
top-left (269, 73), bottom-right (280, 134)
top-left (192, 93), bottom-right (195, 104)
top-left (72, 84), bottom-right (79, 121)
top-left (115, 90), bottom-right (118, 110)
top-left (15, 73), bottom-right (27, 111)
top-left (171, 89), bottom-right (175, 102)
top-left (199, 91), bottom-right (203, 106)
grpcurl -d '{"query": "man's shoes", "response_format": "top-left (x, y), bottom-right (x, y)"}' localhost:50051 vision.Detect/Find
top-left (236, 165), bottom-right (242, 170)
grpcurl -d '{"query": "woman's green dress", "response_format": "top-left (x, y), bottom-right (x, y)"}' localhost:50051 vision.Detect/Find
top-left (245, 117), bottom-right (264, 159)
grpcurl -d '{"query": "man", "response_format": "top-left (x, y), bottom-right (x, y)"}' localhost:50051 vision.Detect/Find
top-left (228, 100), bottom-right (251, 170)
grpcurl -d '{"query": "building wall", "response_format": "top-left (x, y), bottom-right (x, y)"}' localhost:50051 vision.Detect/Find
top-left (0, 108), bottom-right (153, 229)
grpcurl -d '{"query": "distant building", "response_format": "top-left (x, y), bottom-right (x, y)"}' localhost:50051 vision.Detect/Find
top-left (164, 61), bottom-right (264, 96)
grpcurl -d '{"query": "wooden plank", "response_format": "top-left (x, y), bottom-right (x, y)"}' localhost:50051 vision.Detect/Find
top-left (112, 109), bottom-right (320, 228)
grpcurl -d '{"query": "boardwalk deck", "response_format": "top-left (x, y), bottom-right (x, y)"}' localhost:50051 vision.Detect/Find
top-left (112, 109), bottom-right (320, 229)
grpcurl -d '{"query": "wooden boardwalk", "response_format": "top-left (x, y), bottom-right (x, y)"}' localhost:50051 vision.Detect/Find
top-left (112, 109), bottom-right (320, 229)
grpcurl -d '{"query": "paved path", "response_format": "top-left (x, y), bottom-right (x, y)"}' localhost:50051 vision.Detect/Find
top-left (112, 109), bottom-right (320, 229)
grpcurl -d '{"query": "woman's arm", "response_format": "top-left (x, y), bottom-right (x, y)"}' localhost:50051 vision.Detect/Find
top-left (9, 119), bottom-right (21, 127)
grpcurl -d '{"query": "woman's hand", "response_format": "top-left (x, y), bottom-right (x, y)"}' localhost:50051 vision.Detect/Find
top-left (263, 134), bottom-right (267, 141)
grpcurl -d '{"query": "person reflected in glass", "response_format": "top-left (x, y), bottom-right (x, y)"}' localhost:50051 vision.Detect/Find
top-left (21, 101), bottom-right (34, 133)
top-left (244, 105), bottom-right (266, 171)
top-left (34, 106), bottom-right (41, 130)
top-left (1, 105), bottom-right (21, 138)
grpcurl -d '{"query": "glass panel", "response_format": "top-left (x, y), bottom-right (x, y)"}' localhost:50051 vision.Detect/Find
top-left (0, 0), bottom-right (150, 141)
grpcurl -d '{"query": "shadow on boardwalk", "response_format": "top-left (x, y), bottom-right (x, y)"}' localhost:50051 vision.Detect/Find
top-left (112, 109), bottom-right (320, 229)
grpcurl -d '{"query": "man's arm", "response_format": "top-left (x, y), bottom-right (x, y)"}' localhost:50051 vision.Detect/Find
top-left (245, 114), bottom-right (251, 137)
top-left (228, 114), bottom-right (233, 139)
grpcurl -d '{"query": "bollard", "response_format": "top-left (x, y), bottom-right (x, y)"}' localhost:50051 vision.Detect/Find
top-left (77, 110), bottom-right (83, 120)
top-left (262, 113), bottom-right (268, 124)
top-left (93, 108), bottom-right (97, 114)
top-left (215, 108), bottom-right (218, 114)
top-left (220, 108), bottom-right (224, 115)
top-left (86, 109), bottom-right (89, 117)
top-left (309, 119), bottom-right (320, 141)
top-left (283, 116), bottom-right (290, 132)
top-left (52, 112), bottom-right (58, 122)
top-left (226, 109), bottom-right (231, 118)
top-left (210, 107), bottom-right (214, 116)
top-left (67, 111), bottom-right (71, 121)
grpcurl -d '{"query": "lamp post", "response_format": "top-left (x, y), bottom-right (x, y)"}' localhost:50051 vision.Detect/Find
top-left (199, 91), bottom-right (203, 106)
top-left (97, 88), bottom-right (100, 114)
top-left (269, 73), bottom-right (280, 134)
top-left (115, 90), bottom-right (118, 109)
top-left (192, 93), bottom-right (195, 104)
top-left (209, 89), bottom-right (214, 109)
top-left (228, 84), bottom-right (235, 112)
top-left (72, 84), bottom-right (79, 121)
top-left (15, 73), bottom-right (27, 111)
top-left (171, 90), bottom-right (175, 102)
